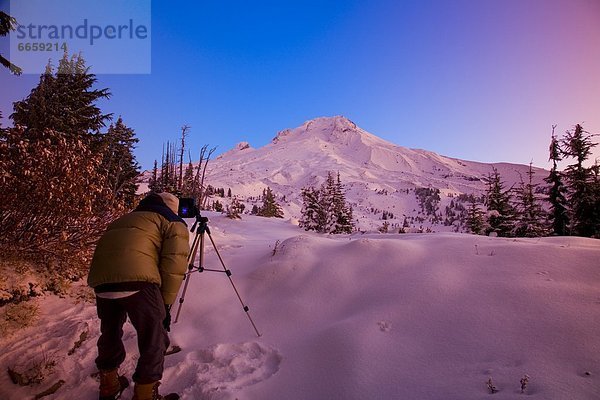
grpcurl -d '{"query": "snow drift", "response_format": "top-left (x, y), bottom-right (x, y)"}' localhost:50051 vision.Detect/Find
top-left (1, 214), bottom-right (599, 399)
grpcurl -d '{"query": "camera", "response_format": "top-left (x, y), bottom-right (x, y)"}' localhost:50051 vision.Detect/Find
top-left (178, 197), bottom-right (199, 218)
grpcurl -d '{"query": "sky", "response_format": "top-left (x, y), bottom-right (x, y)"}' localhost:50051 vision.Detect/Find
top-left (1, 0), bottom-right (599, 171)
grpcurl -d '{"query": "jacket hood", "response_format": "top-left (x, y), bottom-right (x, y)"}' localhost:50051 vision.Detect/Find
top-left (136, 193), bottom-right (186, 224)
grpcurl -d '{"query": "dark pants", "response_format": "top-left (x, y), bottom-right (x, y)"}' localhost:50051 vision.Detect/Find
top-left (95, 284), bottom-right (169, 384)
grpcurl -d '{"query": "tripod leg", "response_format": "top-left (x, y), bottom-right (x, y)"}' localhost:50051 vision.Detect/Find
top-left (206, 231), bottom-right (261, 337)
top-left (173, 230), bottom-right (204, 323)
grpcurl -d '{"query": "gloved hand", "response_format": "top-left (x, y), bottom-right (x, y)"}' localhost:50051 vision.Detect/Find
top-left (163, 304), bottom-right (172, 332)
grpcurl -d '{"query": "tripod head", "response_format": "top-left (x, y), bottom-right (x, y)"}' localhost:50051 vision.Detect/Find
top-left (191, 214), bottom-right (210, 234)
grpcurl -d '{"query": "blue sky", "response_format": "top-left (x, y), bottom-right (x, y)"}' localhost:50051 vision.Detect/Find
top-left (1, 0), bottom-right (599, 170)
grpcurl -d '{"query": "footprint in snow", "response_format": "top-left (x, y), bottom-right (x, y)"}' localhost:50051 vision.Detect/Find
top-left (171, 341), bottom-right (282, 398)
top-left (377, 320), bottom-right (392, 332)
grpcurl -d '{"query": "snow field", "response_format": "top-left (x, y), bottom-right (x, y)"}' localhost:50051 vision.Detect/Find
top-left (0, 213), bottom-right (599, 399)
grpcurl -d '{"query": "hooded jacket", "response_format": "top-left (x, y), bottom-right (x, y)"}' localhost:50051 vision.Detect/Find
top-left (88, 193), bottom-right (190, 305)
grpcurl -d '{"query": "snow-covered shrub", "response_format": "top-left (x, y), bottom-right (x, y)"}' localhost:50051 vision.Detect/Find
top-left (0, 255), bottom-right (87, 304)
top-left (520, 374), bottom-right (530, 393)
top-left (0, 300), bottom-right (39, 337)
top-left (7, 351), bottom-right (57, 386)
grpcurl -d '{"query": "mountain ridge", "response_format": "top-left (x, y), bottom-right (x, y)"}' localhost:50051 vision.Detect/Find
top-left (148, 116), bottom-right (548, 232)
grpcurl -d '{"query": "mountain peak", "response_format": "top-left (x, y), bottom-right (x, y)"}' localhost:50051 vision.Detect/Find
top-left (272, 115), bottom-right (361, 144)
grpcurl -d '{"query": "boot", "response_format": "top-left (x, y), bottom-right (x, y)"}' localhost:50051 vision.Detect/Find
top-left (98, 368), bottom-right (129, 400)
top-left (132, 381), bottom-right (179, 400)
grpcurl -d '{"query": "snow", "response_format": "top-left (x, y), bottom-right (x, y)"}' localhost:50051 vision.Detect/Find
top-left (167, 116), bottom-right (550, 233)
top-left (1, 213), bottom-right (599, 399)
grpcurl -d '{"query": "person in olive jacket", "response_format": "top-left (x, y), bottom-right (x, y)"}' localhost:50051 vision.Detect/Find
top-left (88, 192), bottom-right (190, 400)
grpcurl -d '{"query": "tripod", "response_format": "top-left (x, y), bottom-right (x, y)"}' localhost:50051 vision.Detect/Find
top-left (173, 214), bottom-right (261, 337)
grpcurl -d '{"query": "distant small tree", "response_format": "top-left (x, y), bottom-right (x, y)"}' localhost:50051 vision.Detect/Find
top-left (465, 198), bottom-right (486, 235)
top-left (149, 160), bottom-right (160, 192)
top-left (321, 172), bottom-right (354, 234)
top-left (180, 159), bottom-right (195, 197)
top-left (378, 221), bottom-right (390, 233)
top-left (484, 167), bottom-right (515, 237)
top-left (226, 198), bottom-right (243, 219)
top-left (513, 163), bottom-right (548, 237)
top-left (257, 187), bottom-right (284, 218)
top-left (299, 172), bottom-right (354, 234)
top-left (299, 186), bottom-right (323, 231)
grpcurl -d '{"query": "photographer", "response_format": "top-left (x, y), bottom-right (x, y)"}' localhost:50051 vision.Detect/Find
top-left (88, 192), bottom-right (190, 400)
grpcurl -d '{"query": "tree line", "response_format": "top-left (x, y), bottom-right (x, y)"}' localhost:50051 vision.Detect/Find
top-left (466, 124), bottom-right (599, 238)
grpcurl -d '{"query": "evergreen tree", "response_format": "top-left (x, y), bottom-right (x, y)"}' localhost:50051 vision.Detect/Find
top-left (322, 172), bottom-right (339, 232)
top-left (561, 124), bottom-right (599, 237)
top-left (513, 163), bottom-right (548, 237)
top-left (331, 172), bottom-right (354, 233)
top-left (12, 52), bottom-right (111, 137)
top-left (465, 198), bottom-right (486, 235)
top-left (484, 167), bottom-right (515, 237)
top-left (181, 160), bottom-right (195, 197)
top-left (257, 187), bottom-right (284, 218)
top-left (160, 141), bottom-right (178, 193)
top-left (149, 160), bottom-right (160, 192)
top-left (0, 53), bottom-right (135, 276)
top-left (299, 172), bottom-right (354, 234)
top-left (0, 12), bottom-right (22, 74)
top-left (544, 126), bottom-right (569, 235)
top-left (591, 161), bottom-right (600, 237)
top-left (98, 117), bottom-right (140, 209)
top-left (226, 198), bottom-right (243, 219)
top-left (299, 186), bottom-right (324, 232)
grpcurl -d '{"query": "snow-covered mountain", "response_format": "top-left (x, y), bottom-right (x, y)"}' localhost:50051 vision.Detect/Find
top-left (157, 116), bottom-right (548, 232)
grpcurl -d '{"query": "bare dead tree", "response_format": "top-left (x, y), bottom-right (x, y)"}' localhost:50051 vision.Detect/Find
top-left (178, 125), bottom-right (190, 191)
top-left (192, 145), bottom-right (216, 209)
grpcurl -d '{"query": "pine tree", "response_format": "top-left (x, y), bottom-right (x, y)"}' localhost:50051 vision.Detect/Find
top-left (561, 124), bottom-right (599, 237)
top-left (149, 160), bottom-right (160, 192)
top-left (257, 187), bottom-right (284, 218)
top-left (226, 198), bottom-right (243, 219)
top-left (181, 159), bottom-right (195, 197)
top-left (465, 198), bottom-right (485, 235)
top-left (299, 186), bottom-right (324, 232)
top-left (12, 52), bottom-right (111, 137)
top-left (160, 141), bottom-right (178, 193)
top-left (544, 125), bottom-right (569, 235)
top-left (0, 53), bottom-right (136, 277)
top-left (513, 163), bottom-right (548, 237)
top-left (322, 172), bottom-right (339, 233)
top-left (0, 12), bottom-right (22, 74)
top-left (332, 172), bottom-right (354, 233)
top-left (590, 161), bottom-right (600, 237)
top-left (299, 172), bottom-right (354, 234)
top-left (98, 117), bottom-right (140, 209)
top-left (484, 167), bottom-right (516, 237)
